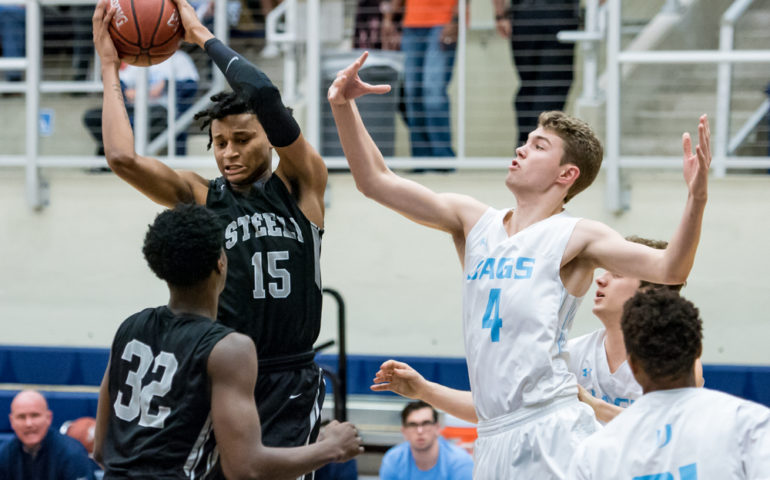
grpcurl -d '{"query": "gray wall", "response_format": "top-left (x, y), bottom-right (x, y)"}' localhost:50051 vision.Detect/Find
top-left (2, 167), bottom-right (769, 365)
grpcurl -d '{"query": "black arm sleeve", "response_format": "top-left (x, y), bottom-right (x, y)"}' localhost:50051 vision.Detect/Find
top-left (204, 38), bottom-right (300, 147)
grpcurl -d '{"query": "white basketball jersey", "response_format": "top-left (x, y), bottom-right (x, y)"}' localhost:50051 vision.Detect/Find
top-left (463, 208), bottom-right (582, 421)
top-left (567, 328), bottom-right (642, 409)
top-left (567, 388), bottom-right (770, 479)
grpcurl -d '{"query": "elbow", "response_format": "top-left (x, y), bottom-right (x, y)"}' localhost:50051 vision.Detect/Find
top-left (104, 150), bottom-right (136, 174)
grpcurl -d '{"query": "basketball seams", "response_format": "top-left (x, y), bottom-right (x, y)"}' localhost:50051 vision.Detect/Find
top-left (148, 0), bottom-right (165, 56)
top-left (109, 0), bottom-right (182, 66)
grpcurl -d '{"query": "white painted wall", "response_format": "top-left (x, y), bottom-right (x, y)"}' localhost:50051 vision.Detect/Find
top-left (2, 167), bottom-right (768, 365)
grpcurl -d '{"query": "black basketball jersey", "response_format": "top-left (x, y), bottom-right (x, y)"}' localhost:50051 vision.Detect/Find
top-left (103, 306), bottom-right (233, 479)
top-left (206, 175), bottom-right (323, 361)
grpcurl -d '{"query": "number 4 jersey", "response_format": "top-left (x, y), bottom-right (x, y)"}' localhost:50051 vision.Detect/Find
top-left (104, 306), bottom-right (233, 479)
top-left (463, 208), bottom-right (582, 421)
top-left (206, 175), bottom-right (323, 361)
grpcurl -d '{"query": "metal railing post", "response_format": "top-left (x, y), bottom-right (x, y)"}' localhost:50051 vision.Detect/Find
top-left (305, 0), bottom-right (321, 150)
top-left (456, 0), bottom-right (467, 160)
top-left (25, 1), bottom-right (45, 210)
top-left (605, 0), bottom-right (623, 213)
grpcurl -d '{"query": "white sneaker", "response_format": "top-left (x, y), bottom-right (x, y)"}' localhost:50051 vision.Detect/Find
top-left (260, 43), bottom-right (281, 59)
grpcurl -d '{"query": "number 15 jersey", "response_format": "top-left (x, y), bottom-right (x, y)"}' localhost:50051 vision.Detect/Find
top-left (463, 208), bottom-right (582, 421)
top-left (206, 175), bottom-right (323, 361)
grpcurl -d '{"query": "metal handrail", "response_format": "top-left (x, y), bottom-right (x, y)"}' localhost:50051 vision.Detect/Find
top-left (603, 0), bottom-right (770, 213)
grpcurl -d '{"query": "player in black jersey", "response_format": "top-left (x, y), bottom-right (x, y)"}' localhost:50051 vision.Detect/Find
top-left (93, 204), bottom-right (362, 479)
top-left (93, 0), bottom-right (329, 453)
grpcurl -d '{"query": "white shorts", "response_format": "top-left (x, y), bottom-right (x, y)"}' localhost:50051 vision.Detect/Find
top-left (473, 397), bottom-right (599, 480)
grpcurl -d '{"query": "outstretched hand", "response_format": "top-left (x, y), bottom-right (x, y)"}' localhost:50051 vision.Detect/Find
top-left (370, 359), bottom-right (427, 399)
top-left (682, 114), bottom-right (711, 201)
top-left (92, 0), bottom-right (119, 66)
top-left (327, 52), bottom-right (392, 106)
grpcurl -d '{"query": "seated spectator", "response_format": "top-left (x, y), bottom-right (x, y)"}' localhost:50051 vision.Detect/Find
top-left (0, 4), bottom-right (25, 82)
top-left (0, 390), bottom-right (96, 479)
top-left (379, 401), bottom-right (473, 480)
top-left (83, 50), bottom-right (199, 156)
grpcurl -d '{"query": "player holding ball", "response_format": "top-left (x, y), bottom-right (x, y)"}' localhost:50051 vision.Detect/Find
top-left (92, 0), bottom-right (333, 478)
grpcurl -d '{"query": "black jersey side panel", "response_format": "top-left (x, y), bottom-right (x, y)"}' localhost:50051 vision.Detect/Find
top-left (103, 306), bottom-right (232, 479)
top-left (205, 175), bottom-right (323, 360)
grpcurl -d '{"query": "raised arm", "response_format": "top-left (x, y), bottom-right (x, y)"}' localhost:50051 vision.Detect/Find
top-left (209, 333), bottom-right (362, 480)
top-left (370, 360), bottom-right (478, 423)
top-left (93, 0), bottom-right (207, 208)
top-left (171, 0), bottom-right (327, 226)
top-left (571, 115), bottom-right (711, 285)
top-left (327, 52), bottom-right (486, 240)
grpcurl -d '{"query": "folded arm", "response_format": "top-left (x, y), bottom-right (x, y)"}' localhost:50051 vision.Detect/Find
top-left (173, 0), bottom-right (327, 225)
top-left (93, 0), bottom-right (207, 207)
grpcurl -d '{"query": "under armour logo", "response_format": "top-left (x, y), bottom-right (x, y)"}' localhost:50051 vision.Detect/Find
top-left (582, 368), bottom-right (592, 377)
top-left (656, 424), bottom-right (672, 448)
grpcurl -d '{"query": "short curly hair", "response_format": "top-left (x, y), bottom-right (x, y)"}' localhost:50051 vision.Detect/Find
top-left (142, 204), bottom-right (223, 287)
top-left (194, 91), bottom-right (254, 150)
top-left (538, 111), bottom-right (604, 204)
top-left (622, 289), bottom-right (702, 383)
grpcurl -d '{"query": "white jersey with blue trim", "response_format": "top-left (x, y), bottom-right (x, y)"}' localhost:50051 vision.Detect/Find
top-left (567, 388), bottom-right (770, 479)
top-left (567, 328), bottom-right (642, 411)
top-left (463, 207), bottom-right (583, 421)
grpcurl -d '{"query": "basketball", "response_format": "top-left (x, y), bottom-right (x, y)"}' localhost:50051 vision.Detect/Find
top-left (108, 0), bottom-right (183, 66)
top-left (63, 417), bottom-right (96, 454)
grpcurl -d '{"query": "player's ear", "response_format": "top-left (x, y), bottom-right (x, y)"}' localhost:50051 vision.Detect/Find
top-left (557, 164), bottom-right (580, 186)
top-left (215, 249), bottom-right (227, 275)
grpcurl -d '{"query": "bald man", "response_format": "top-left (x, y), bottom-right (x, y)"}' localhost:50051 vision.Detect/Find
top-left (0, 390), bottom-right (95, 480)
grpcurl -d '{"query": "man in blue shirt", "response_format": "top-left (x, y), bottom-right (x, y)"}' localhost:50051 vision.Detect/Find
top-left (380, 401), bottom-right (473, 480)
top-left (0, 390), bottom-right (95, 480)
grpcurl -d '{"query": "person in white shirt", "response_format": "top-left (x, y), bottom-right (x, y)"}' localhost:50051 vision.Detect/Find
top-left (567, 288), bottom-right (770, 480)
top-left (329, 51), bottom-right (711, 479)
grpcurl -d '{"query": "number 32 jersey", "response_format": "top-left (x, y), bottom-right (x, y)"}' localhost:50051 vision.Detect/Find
top-left (104, 306), bottom-right (233, 479)
top-left (463, 208), bottom-right (583, 421)
top-left (206, 175), bottom-right (323, 360)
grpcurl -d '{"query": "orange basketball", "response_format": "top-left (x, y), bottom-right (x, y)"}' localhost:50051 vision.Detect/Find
top-left (108, 0), bottom-right (183, 66)
top-left (64, 417), bottom-right (96, 454)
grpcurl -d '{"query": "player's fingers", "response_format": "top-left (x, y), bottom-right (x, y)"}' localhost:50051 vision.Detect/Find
top-left (682, 132), bottom-right (692, 159)
top-left (698, 121), bottom-right (711, 162)
top-left (360, 81), bottom-right (391, 95)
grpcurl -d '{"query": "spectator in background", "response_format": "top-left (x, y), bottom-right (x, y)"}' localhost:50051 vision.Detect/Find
top-left (0, 4), bottom-right (25, 82)
top-left (0, 390), bottom-right (96, 480)
top-left (492, 0), bottom-right (580, 146)
top-left (379, 401), bottom-right (473, 480)
top-left (381, 0), bottom-right (459, 159)
top-left (83, 49), bottom-right (199, 157)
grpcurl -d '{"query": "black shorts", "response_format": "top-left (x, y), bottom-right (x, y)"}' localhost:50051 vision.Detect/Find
top-left (255, 362), bottom-right (325, 448)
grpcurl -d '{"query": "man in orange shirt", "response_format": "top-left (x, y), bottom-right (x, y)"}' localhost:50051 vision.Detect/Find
top-left (382, 0), bottom-right (458, 160)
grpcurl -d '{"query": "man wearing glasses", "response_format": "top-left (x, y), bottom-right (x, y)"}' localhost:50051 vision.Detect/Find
top-left (379, 400), bottom-right (474, 479)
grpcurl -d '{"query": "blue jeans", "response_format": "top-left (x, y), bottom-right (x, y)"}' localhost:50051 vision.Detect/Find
top-left (401, 26), bottom-right (456, 157)
top-left (0, 6), bottom-right (25, 82)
